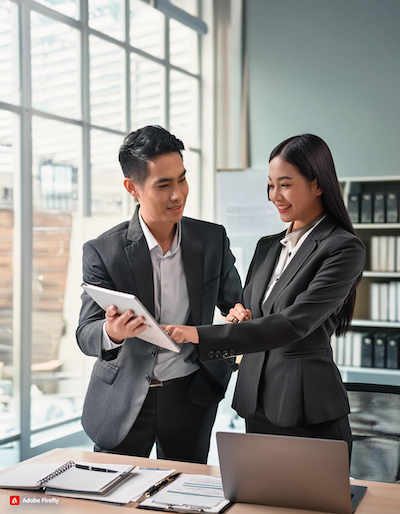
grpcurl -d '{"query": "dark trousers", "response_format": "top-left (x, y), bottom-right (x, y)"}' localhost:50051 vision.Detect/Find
top-left (246, 406), bottom-right (352, 462)
top-left (94, 371), bottom-right (218, 464)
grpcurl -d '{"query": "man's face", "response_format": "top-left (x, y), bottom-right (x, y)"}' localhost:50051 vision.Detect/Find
top-left (125, 152), bottom-right (189, 227)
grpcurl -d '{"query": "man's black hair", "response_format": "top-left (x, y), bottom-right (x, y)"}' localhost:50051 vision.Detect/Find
top-left (119, 125), bottom-right (184, 184)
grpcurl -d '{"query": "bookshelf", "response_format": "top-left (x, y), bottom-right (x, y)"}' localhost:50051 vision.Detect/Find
top-left (337, 176), bottom-right (400, 386)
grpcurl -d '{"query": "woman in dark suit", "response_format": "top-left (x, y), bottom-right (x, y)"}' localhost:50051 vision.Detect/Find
top-left (163, 134), bottom-right (365, 453)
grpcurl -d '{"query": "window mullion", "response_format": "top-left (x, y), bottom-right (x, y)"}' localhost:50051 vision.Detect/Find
top-left (164, 15), bottom-right (170, 130)
top-left (80, 0), bottom-right (91, 217)
top-left (17, 0), bottom-right (33, 461)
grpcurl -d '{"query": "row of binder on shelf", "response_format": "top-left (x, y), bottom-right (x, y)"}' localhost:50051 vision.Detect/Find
top-left (348, 190), bottom-right (399, 224)
top-left (331, 331), bottom-right (400, 369)
top-left (370, 236), bottom-right (400, 272)
top-left (370, 282), bottom-right (400, 322)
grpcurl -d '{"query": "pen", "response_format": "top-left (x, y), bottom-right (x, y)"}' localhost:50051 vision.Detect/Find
top-left (137, 472), bottom-right (181, 503)
top-left (75, 464), bottom-right (118, 473)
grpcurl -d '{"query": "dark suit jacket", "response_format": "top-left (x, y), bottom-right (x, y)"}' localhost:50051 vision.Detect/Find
top-left (76, 206), bottom-right (242, 448)
top-left (197, 216), bottom-right (365, 427)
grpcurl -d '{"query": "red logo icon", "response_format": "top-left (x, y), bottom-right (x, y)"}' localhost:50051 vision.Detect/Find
top-left (10, 496), bottom-right (20, 505)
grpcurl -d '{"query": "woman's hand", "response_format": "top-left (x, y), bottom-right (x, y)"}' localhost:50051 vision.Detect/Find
top-left (225, 303), bottom-right (252, 324)
top-left (162, 325), bottom-right (199, 344)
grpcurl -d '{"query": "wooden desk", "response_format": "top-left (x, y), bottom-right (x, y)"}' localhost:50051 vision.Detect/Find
top-left (0, 448), bottom-right (399, 513)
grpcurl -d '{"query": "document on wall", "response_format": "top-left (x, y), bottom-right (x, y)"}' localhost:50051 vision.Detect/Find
top-left (138, 474), bottom-right (231, 513)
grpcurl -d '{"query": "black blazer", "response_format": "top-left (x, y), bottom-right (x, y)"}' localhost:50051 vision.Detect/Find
top-left (197, 216), bottom-right (365, 427)
top-left (76, 206), bottom-right (242, 448)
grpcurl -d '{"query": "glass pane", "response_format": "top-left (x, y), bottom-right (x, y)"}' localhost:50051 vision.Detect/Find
top-left (91, 129), bottom-right (129, 215)
top-left (130, 54), bottom-right (164, 131)
top-left (31, 117), bottom-right (84, 431)
top-left (0, 440), bottom-right (19, 468)
top-left (169, 19), bottom-right (198, 74)
top-left (90, 35), bottom-right (125, 131)
top-left (170, 70), bottom-right (199, 148)
top-left (130, 0), bottom-right (164, 59)
top-left (0, 0), bottom-right (20, 105)
top-left (89, 0), bottom-right (125, 41)
top-left (32, 118), bottom-right (79, 212)
top-left (31, 12), bottom-right (80, 119)
top-left (31, 419), bottom-right (83, 447)
top-left (33, 0), bottom-right (79, 20)
top-left (169, 0), bottom-right (198, 16)
top-left (0, 110), bottom-right (18, 445)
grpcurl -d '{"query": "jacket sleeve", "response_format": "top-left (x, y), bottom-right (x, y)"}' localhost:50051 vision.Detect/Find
top-left (216, 226), bottom-right (243, 316)
top-left (198, 235), bottom-right (365, 360)
top-left (76, 241), bottom-right (115, 358)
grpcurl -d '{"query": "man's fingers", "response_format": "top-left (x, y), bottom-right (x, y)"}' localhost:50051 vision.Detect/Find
top-left (127, 316), bottom-right (146, 329)
top-left (105, 304), bottom-right (118, 318)
top-left (119, 309), bottom-right (136, 323)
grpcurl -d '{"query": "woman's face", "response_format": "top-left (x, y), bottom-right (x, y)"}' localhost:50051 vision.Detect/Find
top-left (268, 156), bottom-right (324, 231)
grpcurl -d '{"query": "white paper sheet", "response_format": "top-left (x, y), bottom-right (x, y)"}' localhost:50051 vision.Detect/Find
top-left (139, 474), bottom-right (230, 513)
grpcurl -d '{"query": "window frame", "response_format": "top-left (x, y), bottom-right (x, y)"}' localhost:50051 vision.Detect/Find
top-left (0, 0), bottom-right (203, 461)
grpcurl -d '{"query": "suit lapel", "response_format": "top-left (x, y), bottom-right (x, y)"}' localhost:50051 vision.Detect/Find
top-left (261, 236), bottom-right (317, 315)
top-left (181, 220), bottom-right (204, 326)
top-left (125, 207), bottom-right (155, 316)
top-left (250, 239), bottom-right (282, 318)
top-left (261, 215), bottom-right (337, 315)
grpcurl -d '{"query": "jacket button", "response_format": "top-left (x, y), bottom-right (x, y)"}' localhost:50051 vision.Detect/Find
top-left (208, 351), bottom-right (214, 359)
top-left (222, 350), bottom-right (229, 358)
top-left (229, 349), bottom-right (235, 356)
top-left (145, 375), bottom-right (151, 382)
top-left (215, 351), bottom-right (222, 358)
top-left (151, 348), bottom-right (156, 356)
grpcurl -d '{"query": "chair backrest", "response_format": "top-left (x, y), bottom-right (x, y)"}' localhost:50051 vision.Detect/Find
top-left (344, 382), bottom-right (400, 483)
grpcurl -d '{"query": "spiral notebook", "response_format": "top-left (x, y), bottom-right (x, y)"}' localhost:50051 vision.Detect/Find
top-left (0, 461), bottom-right (134, 495)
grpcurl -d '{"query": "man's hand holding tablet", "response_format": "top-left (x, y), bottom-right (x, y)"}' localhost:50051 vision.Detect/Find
top-left (82, 283), bottom-right (181, 353)
top-left (105, 304), bottom-right (148, 343)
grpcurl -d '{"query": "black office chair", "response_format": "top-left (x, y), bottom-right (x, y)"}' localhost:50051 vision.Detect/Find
top-left (345, 382), bottom-right (400, 483)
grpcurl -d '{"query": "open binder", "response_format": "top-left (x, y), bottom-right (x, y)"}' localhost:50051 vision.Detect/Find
top-left (0, 460), bottom-right (134, 495)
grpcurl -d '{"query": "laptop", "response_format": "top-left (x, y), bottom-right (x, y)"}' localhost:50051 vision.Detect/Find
top-left (216, 432), bottom-right (367, 514)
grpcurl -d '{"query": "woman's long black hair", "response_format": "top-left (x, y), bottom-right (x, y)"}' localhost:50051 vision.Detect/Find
top-left (269, 134), bottom-right (363, 335)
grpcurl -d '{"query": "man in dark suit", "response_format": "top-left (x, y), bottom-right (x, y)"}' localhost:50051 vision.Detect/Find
top-left (76, 125), bottom-right (242, 463)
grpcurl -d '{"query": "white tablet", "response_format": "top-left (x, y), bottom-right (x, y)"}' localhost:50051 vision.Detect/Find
top-left (82, 283), bottom-right (180, 353)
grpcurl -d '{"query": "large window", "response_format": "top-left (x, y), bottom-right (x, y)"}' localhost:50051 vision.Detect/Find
top-left (0, 0), bottom-right (202, 463)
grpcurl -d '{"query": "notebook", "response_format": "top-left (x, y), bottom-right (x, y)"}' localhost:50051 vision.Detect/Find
top-left (0, 460), bottom-right (134, 495)
top-left (216, 432), bottom-right (367, 514)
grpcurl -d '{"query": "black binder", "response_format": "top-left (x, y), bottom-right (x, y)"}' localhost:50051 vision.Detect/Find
top-left (386, 334), bottom-right (400, 369)
top-left (373, 333), bottom-right (386, 368)
top-left (386, 191), bottom-right (399, 223)
top-left (373, 192), bottom-right (385, 223)
top-left (348, 194), bottom-right (360, 224)
top-left (360, 193), bottom-right (373, 223)
top-left (361, 334), bottom-right (374, 367)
